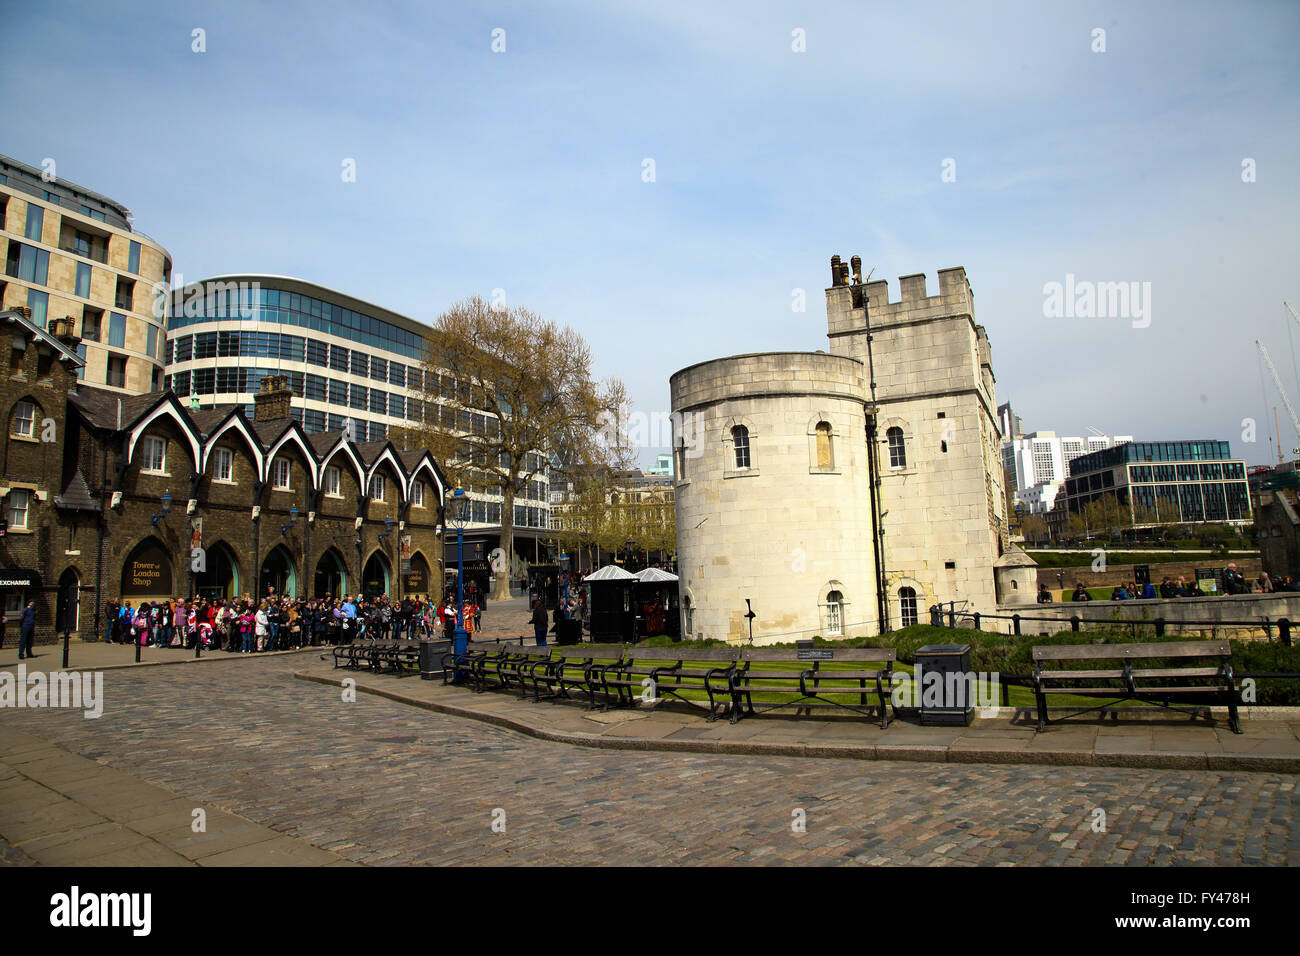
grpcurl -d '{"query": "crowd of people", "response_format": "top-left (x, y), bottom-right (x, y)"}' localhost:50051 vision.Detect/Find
top-left (1047, 562), bottom-right (1280, 603)
top-left (102, 583), bottom-right (487, 652)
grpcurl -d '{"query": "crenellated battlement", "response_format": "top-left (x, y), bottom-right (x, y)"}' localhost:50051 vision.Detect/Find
top-left (826, 258), bottom-right (975, 340)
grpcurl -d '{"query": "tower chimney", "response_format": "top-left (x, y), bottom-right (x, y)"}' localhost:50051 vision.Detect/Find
top-left (254, 373), bottom-right (293, 422)
top-left (830, 255), bottom-right (844, 287)
top-left (850, 255), bottom-right (862, 284)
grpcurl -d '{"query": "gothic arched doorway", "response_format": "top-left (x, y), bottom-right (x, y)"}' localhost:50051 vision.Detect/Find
top-left (196, 541), bottom-right (240, 602)
top-left (259, 545), bottom-right (297, 600)
top-left (362, 551), bottom-right (391, 599)
top-left (314, 548), bottom-right (348, 599)
top-left (120, 538), bottom-right (174, 602)
top-left (56, 567), bottom-right (80, 634)
top-left (406, 551), bottom-right (431, 598)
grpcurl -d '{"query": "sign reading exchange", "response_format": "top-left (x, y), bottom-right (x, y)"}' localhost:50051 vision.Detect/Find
top-left (121, 543), bottom-right (173, 596)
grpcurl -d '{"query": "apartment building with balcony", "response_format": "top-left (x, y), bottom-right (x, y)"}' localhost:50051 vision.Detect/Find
top-left (0, 154), bottom-right (171, 394)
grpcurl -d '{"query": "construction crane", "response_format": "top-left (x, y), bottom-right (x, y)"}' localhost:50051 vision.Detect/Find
top-left (1257, 339), bottom-right (1300, 457)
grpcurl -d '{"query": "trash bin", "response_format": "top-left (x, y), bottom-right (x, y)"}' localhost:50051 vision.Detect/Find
top-left (419, 640), bottom-right (442, 680)
top-left (915, 643), bottom-right (974, 726)
top-left (556, 619), bottom-right (582, 646)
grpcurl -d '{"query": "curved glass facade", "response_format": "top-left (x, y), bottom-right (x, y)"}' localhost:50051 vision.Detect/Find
top-left (168, 284), bottom-right (425, 358)
top-left (163, 276), bottom-right (551, 528)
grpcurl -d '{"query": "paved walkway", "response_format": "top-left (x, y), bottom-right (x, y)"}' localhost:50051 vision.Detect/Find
top-left (0, 727), bottom-right (355, 866)
top-left (0, 655), bottom-right (1295, 865)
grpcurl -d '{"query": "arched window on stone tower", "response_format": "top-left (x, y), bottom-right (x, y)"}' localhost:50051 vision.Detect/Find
top-left (732, 425), bottom-right (750, 469)
top-left (899, 587), bottom-right (917, 627)
top-left (815, 421), bottom-right (833, 469)
top-left (825, 589), bottom-right (843, 636)
top-left (887, 427), bottom-right (907, 468)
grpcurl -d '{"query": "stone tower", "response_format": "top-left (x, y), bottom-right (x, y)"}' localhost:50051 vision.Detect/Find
top-left (824, 259), bottom-right (1009, 625)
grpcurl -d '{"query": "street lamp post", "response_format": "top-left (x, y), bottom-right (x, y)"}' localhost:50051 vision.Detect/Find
top-left (446, 487), bottom-right (471, 681)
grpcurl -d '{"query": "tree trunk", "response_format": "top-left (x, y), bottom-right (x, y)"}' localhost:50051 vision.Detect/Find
top-left (493, 481), bottom-right (516, 601)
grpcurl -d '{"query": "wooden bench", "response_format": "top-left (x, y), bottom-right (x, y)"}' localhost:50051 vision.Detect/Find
top-left (468, 642), bottom-right (530, 692)
top-left (440, 645), bottom-right (491, 684)
top-left (497, 646), bottom-right (555, 698)
top-left (730, 647), bottom-right (897, 727)
top-left (530, 646), bottom-right (628, 708)
top-left (332, 638), bottom-right (369, 669)
top-left (1031, 640), bottom-right (1241, 734)
top-left (376, 640), bottom-right (425, 676)
top-left (441, 639), bottom-right (530, 687)
top-left (599, 647), bottom-right (740, 720)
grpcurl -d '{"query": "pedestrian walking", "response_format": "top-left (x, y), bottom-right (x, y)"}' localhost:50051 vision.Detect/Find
top-left (17, 600), bottom-right (36, 659)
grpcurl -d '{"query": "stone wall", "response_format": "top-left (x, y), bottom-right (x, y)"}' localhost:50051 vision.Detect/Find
top-left (1037, 557), bottom-right (1263, 591)
top-left (825, 267), bottom-right (1006, 622)
top-left (989, 592), bottom-right (1300, 641)
top-left (671, 352), bottom-right (878, 644)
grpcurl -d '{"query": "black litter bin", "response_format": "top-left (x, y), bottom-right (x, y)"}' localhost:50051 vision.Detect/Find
top-left (915, 643), bottom-right (974, 726)
top-left (556, 619), bottom-right (582, 646)
top-left (419, 640), bottom-right (442, 680)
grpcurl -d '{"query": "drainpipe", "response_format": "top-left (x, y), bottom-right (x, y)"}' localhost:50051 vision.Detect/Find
top-left (94, 427), bottom-right (107, 640)
top-left (861, 287), bottom-right (890, 633)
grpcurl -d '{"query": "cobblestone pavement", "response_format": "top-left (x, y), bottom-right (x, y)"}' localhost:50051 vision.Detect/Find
top-left (1, 656), bottom-right (1295, 865)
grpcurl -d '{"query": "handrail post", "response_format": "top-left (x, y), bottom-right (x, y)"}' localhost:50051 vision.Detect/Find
top-left (947, 605), bottom-right (955, 629)
top-left (1070, 616), bottom-right (1080, 632)
top-left (973, 612), bottom-right (981, 631)
top-left (1012, 614), bottom-right (1021, 637)
top-left (1154, 618), bottom-right (1165, 638)
top-left (1281, 618), bottom-right (1292, 648)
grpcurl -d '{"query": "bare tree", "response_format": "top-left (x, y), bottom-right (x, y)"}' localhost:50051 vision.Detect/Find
top-left (390, 296), bottom-right (624, 600)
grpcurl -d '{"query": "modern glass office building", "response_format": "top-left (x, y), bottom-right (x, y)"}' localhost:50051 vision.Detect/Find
top-left (165, 275), bottom-right (550, 531)
top-left (1, 153), bottom-right (171, 394)
top-left (1061, 440), bottom-right (1251, 524)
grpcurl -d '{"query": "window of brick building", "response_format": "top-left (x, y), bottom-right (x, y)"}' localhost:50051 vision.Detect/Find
top-left (11, 401), bottom-right (35, 439)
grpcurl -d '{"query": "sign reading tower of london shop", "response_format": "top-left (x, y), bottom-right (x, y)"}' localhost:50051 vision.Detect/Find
top-left (121, 543), bottom-right (173, 597)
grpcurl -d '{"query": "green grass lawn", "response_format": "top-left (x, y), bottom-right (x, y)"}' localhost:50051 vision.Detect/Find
top-left (551, 643), bottom-right (1114, 710)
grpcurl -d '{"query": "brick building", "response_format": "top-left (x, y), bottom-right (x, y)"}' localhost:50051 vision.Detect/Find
top-left (0, 308), bottom-right (447, 644)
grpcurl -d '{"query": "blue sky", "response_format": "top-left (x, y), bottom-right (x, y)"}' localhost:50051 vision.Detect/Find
top-left (3, 0), bottom-right (1298, 466)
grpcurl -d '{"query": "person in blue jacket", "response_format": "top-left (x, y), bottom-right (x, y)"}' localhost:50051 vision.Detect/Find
top-left (18, 600), bottom-right (36, 659)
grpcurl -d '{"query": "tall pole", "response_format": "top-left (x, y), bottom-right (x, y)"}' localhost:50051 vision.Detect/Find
top-left (451, 488), bottom-right (469, 683)
top-left (456, 523), bottom-right (467, 653)
top-left (860, 280), bottom-right (889, 633)
top-left (1275, 407), bottom-right (1284, 465)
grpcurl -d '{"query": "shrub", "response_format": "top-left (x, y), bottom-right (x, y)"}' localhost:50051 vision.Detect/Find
top-left (1228, 640), bottom-right (1300, 706)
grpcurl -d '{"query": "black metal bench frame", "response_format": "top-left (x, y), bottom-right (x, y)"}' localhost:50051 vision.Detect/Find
top-left (600, 647), bottom-right (740, 720)
top-left (1031, 640), bottom-right (1241, 734)
top-left (730, 647), bottom-right (897, 728)
top-left (530, 647), bottom-right (628, 708)
top-left (496, 646), bottom-right (555, 697)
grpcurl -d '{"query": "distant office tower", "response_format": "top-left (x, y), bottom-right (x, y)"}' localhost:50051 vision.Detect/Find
top-left (1002, 429), bottom-right (1134, 513)
top-left (1061, 440), bottom-right (1251, 525)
